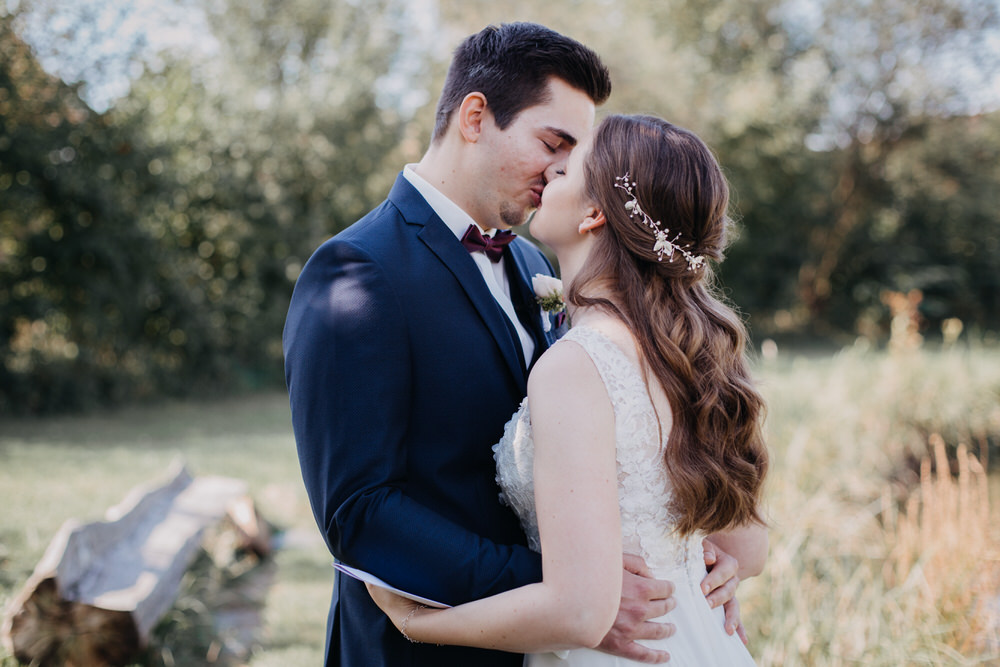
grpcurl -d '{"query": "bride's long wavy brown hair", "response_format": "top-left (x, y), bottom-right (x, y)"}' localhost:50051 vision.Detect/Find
top-left (569, 114), bottom-right (767, 535)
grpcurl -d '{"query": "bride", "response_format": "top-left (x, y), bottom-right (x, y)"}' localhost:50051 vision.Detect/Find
top-left (367, 113), bottom-right (769, 665)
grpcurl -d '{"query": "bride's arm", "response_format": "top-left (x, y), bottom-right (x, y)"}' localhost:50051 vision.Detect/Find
top-left (700, 524), bottom-right (767, 643)
top-left (377, 342), bottom-right (623, 652)
top-left (707, 523), bottom-right (769, 580)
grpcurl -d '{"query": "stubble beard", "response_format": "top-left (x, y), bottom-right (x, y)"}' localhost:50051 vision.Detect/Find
top-left (499, 201), bottom-right (532, 229)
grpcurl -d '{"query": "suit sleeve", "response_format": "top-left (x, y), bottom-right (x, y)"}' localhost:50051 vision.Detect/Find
top-left (283, 238), bottom-right (542, 606)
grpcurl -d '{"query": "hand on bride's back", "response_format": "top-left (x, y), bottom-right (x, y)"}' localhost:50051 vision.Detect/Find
top-left (596, 553), bottom-right (676, 663)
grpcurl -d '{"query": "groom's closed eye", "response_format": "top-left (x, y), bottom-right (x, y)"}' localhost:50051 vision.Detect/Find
top-left (541, 127), bottom-right (579, 150)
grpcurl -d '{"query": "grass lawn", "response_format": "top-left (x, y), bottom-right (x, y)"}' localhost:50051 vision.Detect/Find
top-left (0, 392), bottom-right (329, 666)
top-left (2, 343), bottom-right (999, 665)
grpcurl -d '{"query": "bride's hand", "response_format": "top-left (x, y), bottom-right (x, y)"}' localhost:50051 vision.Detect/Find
top-left (701, 539), bottom-right (743, 639)
top-left (365, 582), bottom-right (422, 631)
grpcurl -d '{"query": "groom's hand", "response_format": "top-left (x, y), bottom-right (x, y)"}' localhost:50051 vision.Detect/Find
top-left (597, 553), bottom-right (675, 663)
top-left (701, 539), bottom-right (745, 642)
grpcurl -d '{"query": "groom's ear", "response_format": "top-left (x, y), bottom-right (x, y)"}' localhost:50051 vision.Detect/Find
top-left (457, 92), bottom-right (488, 143)
top-left (579, 209), bottom-right (606, 234)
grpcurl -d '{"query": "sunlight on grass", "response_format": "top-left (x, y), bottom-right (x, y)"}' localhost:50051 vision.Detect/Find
top-left (741, 343), bottom-right (1000, 666)
top-left (0, 392), bottom-right (327, 665)
top-left (2, 344), bottom-right (998, 665)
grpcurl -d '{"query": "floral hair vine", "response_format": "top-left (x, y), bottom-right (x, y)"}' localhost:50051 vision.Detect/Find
top-left (613, 173), bottom-right (705, 271)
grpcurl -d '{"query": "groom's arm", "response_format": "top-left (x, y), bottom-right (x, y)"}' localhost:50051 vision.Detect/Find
top-left (283, 239), bottom-right (541, 605)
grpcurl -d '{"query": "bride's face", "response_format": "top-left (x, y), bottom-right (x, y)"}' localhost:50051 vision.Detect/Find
top-left (529, 134), bottom-right (595, 250)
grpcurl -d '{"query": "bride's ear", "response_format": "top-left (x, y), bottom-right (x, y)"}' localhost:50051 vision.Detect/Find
top-left (578, 209), bottom-right (606, 234)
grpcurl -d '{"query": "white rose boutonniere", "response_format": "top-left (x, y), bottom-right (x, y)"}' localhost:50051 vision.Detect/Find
top-left (532, 274), bottom-right (566, 332)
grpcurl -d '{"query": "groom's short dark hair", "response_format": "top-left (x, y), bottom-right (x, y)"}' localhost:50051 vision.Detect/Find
top-left (431, 22), bottom-right (611, 142)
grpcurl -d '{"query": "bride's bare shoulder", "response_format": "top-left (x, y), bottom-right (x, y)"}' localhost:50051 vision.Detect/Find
top-left (528, 336), bottom-right (599, 395)
top-left (528, 340), bottom-right (597, 384)
top-left (527, 338), bottom-right (614, 439)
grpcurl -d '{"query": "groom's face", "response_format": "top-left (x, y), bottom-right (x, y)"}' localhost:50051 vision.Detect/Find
top-left (470, 77), bottom-right (595, 231)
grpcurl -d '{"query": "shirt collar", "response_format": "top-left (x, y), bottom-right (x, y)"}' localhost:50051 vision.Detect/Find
top-left (403, 164), bottom-right (499, 240)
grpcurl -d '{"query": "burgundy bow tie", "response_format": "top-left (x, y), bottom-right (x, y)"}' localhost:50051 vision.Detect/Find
top-left (460, 225), bottom-right (516, 263)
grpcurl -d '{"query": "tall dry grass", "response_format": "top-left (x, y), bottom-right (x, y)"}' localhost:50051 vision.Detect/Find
top-left (743, 342), bottom-right (1000, 666)
top-left (884, 436), bottom-right (995, 655)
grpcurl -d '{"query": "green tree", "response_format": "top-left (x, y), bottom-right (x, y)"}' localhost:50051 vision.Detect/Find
top-left (1, 0), bottom-right (433, 413)
top-left (117, 0), bottom-right (431, 385)
top-left (645, 0), bottom-right (1000, 337)
top-left (0, 12), bottom-right (178, 412)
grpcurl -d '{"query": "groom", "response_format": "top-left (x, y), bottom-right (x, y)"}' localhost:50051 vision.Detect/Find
top-left (284, 22), bottom-right (738, 666)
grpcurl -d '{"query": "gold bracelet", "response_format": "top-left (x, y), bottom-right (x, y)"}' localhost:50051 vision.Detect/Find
top-left (400, 605), bottom-right (425, 643)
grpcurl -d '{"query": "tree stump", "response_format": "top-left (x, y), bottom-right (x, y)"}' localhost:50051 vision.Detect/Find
top-left (1, 461), bottom-right (270, 666)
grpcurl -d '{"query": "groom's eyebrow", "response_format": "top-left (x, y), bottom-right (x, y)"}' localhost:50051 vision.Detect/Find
top-left (544, 126), bottom-right (578, 147)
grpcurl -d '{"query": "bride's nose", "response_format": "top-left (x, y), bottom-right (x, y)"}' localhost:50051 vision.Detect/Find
top-left (543, 160), bottom-right (567, 184)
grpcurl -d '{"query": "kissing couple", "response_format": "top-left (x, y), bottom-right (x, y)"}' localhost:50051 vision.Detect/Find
top-left (284, 21), bottom-right (768, 667)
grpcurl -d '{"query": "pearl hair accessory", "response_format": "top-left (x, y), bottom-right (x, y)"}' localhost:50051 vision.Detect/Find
top-left (614, 173), bottom-right (706, 271)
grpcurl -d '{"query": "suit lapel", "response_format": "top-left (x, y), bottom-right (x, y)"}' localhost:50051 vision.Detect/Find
top-left (506, 242), bottom-right (550, 368)
top-left (389, 176), bottom-right (528, 394)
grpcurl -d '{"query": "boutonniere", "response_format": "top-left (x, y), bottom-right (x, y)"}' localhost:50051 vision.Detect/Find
top-left (532, 274), bottom-right (566, 332)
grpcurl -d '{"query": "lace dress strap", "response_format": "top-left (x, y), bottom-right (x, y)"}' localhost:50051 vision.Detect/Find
top-left (558, 326), bottom-right (656, 432)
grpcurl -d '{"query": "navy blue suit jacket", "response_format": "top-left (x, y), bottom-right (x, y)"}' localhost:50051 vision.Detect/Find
top-left (284, 174), bottom-right (564, 666)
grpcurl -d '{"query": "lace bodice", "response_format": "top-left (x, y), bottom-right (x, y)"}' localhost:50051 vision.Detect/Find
top-left (493, 326), bottom-right (705, 584)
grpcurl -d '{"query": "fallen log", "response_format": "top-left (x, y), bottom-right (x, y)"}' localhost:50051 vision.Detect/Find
top-left (1, 461), bottom-right (271, 666)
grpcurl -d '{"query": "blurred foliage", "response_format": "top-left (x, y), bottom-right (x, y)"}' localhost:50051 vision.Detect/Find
top-left (0, 0), bottom-right (425, 413)
top-left (0, 14), bottom-right (172, 412)
top-left (1, 0), bottom-right (999, 414)
top-left (688, 0), bottom-right (1000, 338)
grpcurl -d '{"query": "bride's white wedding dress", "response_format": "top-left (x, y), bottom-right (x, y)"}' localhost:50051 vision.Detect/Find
top-left (493, 326), bottom-right (756, 666)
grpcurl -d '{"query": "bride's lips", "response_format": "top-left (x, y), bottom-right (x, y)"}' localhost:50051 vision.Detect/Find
top-left (529, 186), bottom-right (544, 208)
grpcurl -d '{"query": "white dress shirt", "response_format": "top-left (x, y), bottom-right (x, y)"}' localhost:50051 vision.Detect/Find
top-left (403, 165), bottom-right (535, 366)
